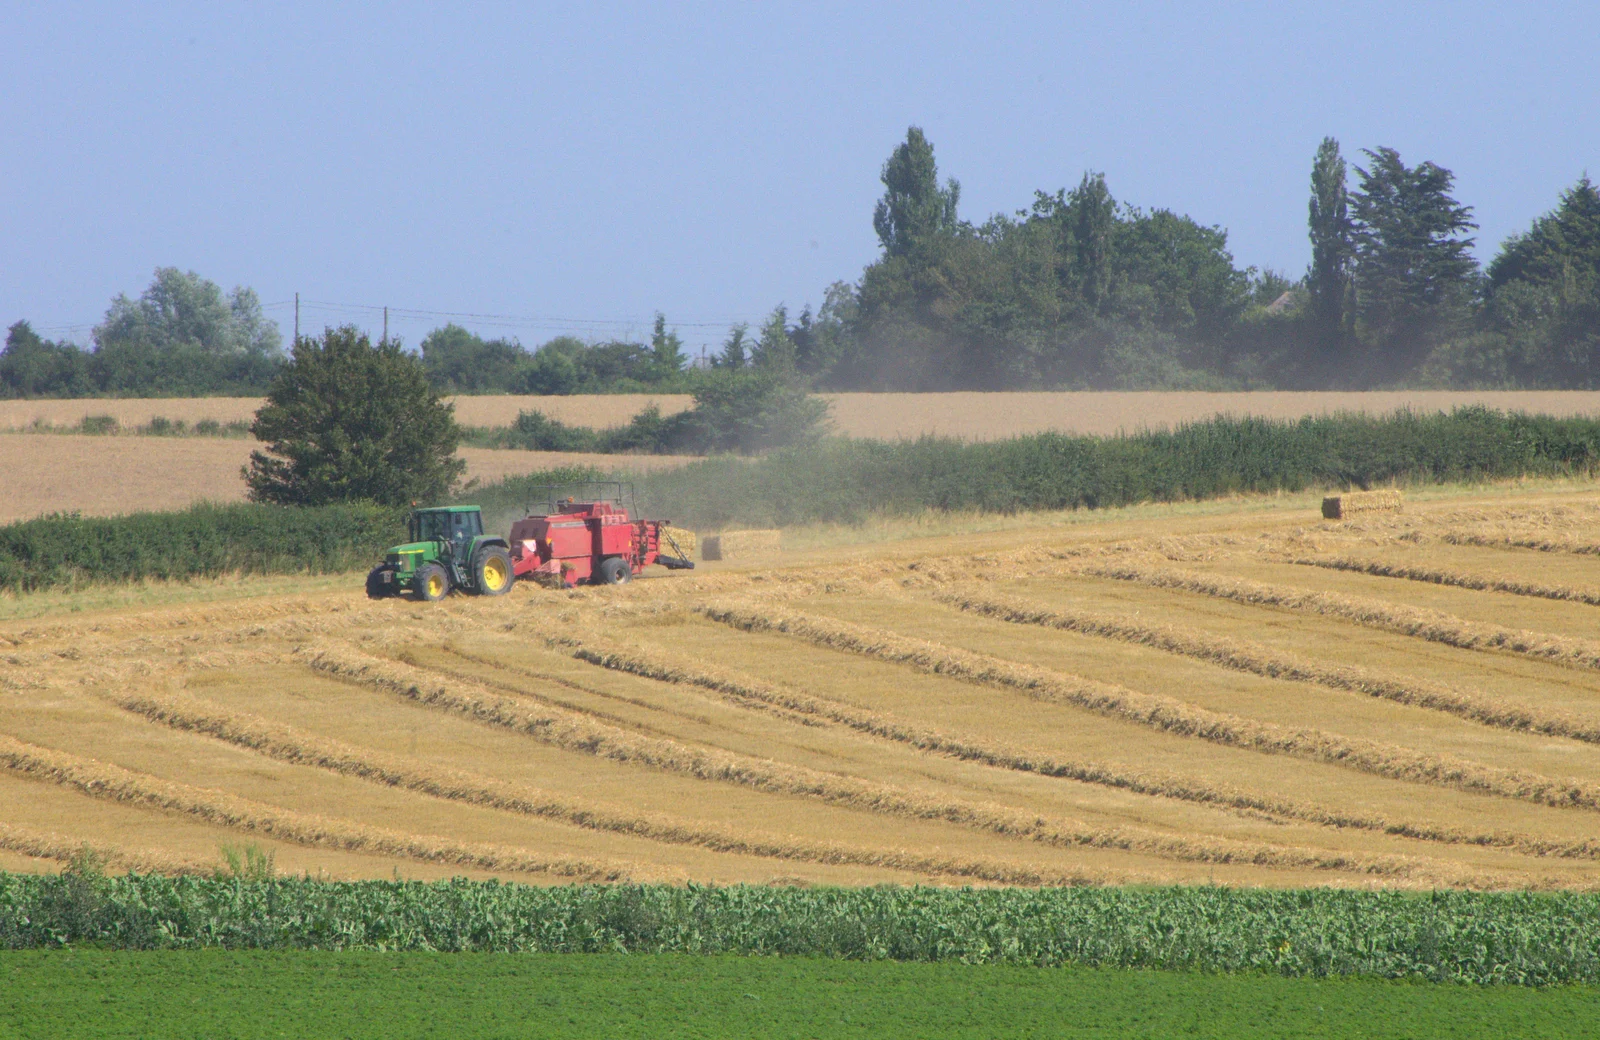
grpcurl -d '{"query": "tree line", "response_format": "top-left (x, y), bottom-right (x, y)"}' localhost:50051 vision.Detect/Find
top-left (3, 268), bottom-right (282, 396)
top-left (795, 130), bottom-right (1597, 390)
top-left (6, 130), bottom-right (1596, 396)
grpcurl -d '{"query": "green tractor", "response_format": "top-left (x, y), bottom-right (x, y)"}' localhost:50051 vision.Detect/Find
top-left (366, 505), bottom-right (514, 601)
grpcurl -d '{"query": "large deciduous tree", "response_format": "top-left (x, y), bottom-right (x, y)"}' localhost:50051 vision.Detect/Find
top-left (1350, 148), bottom-right (1478, 379)
top-left (95, 267), bottom-right (281, 357)
top-left (246, 326), bottom-right (464, 506)
top-left (0, 321), bottom-right (92, 397)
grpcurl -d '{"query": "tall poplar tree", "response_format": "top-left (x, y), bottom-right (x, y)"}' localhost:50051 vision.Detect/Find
top-left (872, 127), bottom-right (961, 257)
top-left (1070, 172), bottom-right (1116, 313)
top-left (1307, 138), bottom-right (1354, 355)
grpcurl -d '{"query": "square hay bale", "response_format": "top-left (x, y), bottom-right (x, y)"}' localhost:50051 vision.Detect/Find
top-left (659, 525), bottom-right (698, 560)
top-left (701, 529), bottom-right (782, 561)
top-left (1322, 489), bottom-right (1403, 520)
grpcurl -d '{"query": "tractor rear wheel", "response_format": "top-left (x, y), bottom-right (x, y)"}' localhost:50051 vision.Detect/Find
top-left (413, 562), bottom-right (450, 602)
top-left (596, 556), bottom-right (632, 585)
top-left (473, 546), bottom-right (514, 596)
top-left (365, 566), bottom-right (396, 599)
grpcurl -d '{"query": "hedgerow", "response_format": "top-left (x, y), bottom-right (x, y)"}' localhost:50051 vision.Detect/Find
top-left (602, 407), bottom-right (1600, 529)
top-left (0, 502), bottom-right (406, 593)
top-left (3, 875), bottom-right (1598, 985)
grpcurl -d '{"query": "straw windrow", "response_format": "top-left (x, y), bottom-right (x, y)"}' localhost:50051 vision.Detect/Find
top-left (1077, 562), bottom-right (1600, 671)
top-left (697, 601), bottom-right (1600, 814)
top-left (103, 685), bottom-right (1119, 887)
top-left (939, 589), bottom-right (1600, 744)
top-left (299, 641), bottom-right (1490, 882)
top-left (0, 732), bottom-right (628, 881)
top-left (1283, 555), bottom-right (1600, 607)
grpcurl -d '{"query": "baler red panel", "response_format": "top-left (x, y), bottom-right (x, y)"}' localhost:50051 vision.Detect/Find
top-left (545, 521), bottom-right (590, 560)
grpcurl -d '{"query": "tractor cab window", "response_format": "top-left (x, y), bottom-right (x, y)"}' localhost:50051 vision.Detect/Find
top-left (451, 512), bottom-right (482, 538)
top-left (413, 513), bottom-right (450, 543)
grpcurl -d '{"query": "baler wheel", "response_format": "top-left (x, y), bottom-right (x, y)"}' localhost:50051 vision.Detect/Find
top-left (473, 546), bottom-right (514, 596)
top-left (597, 556), bottom-right (632, 585)
top-left (414, 563), bottom-right (450, 602)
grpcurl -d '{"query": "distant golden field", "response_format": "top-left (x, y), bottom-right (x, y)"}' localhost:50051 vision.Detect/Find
top-left (5, 390), bottom-right (1599, 440)
top-left (0, 435), bottom-right (699, 523)
top-left (5, 484), bottom-right (1600, 888)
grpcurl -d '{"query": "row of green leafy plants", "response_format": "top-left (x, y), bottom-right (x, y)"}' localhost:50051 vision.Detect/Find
top-left (3, 407), bottom-right (1597, 594)
top-left (0, 503), bottom-right (405, 594)
top-left (4, 874), bottom-right (1597, 985)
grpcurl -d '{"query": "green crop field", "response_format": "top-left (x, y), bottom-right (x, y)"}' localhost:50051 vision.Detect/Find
top-left (3, 951), bottom-right (1598, 1040)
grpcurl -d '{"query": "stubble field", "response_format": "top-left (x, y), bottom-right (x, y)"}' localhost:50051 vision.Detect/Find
top-left (5, 483), bottom-right (1600, 890)
top-left (0, 435), bottom-right (700, 523)
top-left (5, 389), bottom-right (1599, 439)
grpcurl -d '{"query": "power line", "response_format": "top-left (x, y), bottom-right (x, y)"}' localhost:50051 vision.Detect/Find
top-left (23, 299), bottom-right (767, 343)
top-left (261, 298), bottom-right (763, 331)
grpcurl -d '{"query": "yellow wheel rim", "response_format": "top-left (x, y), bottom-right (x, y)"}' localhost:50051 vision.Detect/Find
top-left (482, 557), bottom-right (508, 591)
top-left (427, 573), bottom-right (446, 598)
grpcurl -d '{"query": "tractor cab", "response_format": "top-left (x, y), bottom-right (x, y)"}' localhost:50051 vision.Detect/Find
top-left (411, 507), bottom-right (482, 559)
top-left (366, 505), bottom-right (514, 601)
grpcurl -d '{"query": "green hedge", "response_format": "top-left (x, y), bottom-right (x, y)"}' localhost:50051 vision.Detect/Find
top-left (4, 876), bottom-right (1598, 985)
top-left (594, 407), bottom-right (1600, 529)
top-left (0, 502), bottom-right (406, 593)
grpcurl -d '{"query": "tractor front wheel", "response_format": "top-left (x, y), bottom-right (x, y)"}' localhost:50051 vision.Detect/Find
top-left (473, 546), bottom-right (514, 596)
top-left (413, 563), bottom-right (450, 602)
top-left (596, 556), bottom-right (632, 585)
top-left (365, 566), bottom-right (396, 599)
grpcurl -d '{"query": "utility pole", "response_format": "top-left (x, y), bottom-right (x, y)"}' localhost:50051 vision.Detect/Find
top-left (383, 306), bottom-right (389, 345)
top-left (293, 293), bottom-right (299, 345)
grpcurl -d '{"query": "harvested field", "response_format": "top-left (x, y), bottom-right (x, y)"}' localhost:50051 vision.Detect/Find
top-left (0, 395), bottom-right (694, 431)
top-left (0, 435), bottom-right (699, 522)
top-left (6, 480), bottom-right (1600, 887)
top-left (7, 390), bottom-right (1600, 440)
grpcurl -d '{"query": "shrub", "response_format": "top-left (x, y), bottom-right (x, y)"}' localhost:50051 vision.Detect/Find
top-left (246, 326), bottom-right (464, 506)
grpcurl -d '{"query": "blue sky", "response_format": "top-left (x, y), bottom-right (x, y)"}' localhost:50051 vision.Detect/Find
top-left (4, 2), bottom-right (1596, 355)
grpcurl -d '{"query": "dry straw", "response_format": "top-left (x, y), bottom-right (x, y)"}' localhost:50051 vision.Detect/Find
top-left (300, 641), bottom-right (1476, 881)
top-left (1322, 489), bottom-right (1403, 520)
top-left (555, 631), bottom-right (1600, 862)
top-left (0, 732), bottom-right (628, 881)
top-left (697, 601), bottom-right (1600, 815)
top-left (0, 821), bottom-right (210, 875)
top-left (103, 685), bottom-right (1113, 887)
top-left (658, 524), bottom-right (699, 560)
top-left (940, 590), bottom-right (1600, 745)
top-left (1284, 555), bottom-right (1600, 607)
top-left (1437, 528), bottom-right (1600, 558)
top-left (1078, 562), bottom-right (1600, 673)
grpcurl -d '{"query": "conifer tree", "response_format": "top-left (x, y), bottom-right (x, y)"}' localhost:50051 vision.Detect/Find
top-left (1350, 147), bottom-right (1478, 378)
